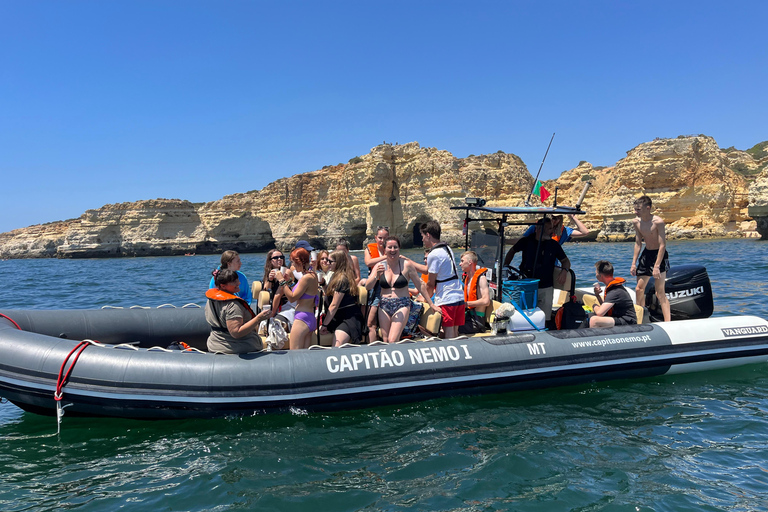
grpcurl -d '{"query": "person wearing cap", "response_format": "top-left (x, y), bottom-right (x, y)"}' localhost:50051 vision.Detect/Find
top-left (294, 240), bottom-right (317, 271)
top-left (521, 214), bottom-right (589, 246)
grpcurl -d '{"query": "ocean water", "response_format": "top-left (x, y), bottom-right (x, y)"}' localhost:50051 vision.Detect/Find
top-left (1, 239), bottom-right (768, 511)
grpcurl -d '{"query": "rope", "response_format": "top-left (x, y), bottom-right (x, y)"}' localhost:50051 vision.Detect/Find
top-left (0, 313), bottom-right (21, 330)
top-left (54, 340), bottom-right (96, 401)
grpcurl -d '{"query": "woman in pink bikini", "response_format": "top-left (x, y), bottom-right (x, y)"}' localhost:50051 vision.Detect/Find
top-left (274, 247), bottom-right (319, 349)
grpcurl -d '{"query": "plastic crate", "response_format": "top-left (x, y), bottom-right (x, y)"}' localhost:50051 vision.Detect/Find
top-left (502, 279), bottom-right (539, 311)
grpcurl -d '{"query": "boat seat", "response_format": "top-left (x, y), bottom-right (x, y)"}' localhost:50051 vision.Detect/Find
top-left (582, 293), bottom-right (645, 325)
top-left (251, 280), bottom-right (262, 300)
top-left (418, 301), bottom-right (442, 337)
top-left (315, 285), bottom-right (369, 347)
top-left (257, 290), bottom-right (271, 311)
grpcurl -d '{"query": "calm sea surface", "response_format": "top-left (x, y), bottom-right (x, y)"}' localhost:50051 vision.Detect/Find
top-left (2, 240), bottom-right (768, 511)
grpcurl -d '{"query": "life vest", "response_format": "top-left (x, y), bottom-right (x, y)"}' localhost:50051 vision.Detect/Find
top-left (600, 277), bottom-right (627, 316)
top-left (367, 242), bottom-right (385, 270)
top-left (463, 267), bottom-right (488, 310)
top-left (367, 242), bottom-right (382, 259)
top-left (205, 288), bottom-right (256, 331)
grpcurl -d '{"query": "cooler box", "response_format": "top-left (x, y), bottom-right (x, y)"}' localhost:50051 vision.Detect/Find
top-left (509, 307), bottom-right (546, 331)
top-left (502, 279), bottom-right (539, 311)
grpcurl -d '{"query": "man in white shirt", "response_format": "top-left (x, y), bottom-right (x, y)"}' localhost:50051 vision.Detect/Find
top-left (420, 220), bottom-right (464, 339)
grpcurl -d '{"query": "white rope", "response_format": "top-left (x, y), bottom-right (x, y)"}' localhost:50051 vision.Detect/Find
top-left (156, 304), bottom-right (176, 308)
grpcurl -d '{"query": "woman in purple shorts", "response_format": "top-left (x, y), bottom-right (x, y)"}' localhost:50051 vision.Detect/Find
top-left (275, 247), bottom-right (319, 350)
top-left (364, 236), bottom-right (439, 343)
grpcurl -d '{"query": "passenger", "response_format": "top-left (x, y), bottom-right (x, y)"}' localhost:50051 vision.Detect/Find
top-left (503, 217), bottom-right (570, 321)
top-left (320, 250), bottom-right (365, 347)
top-left (363, 226), bottom-right (390, 343)
top-left (420, 220), bottom-right (465, 339)
top-left (205, 269), bottom-right (271, 354)
top-left (409, 248), bottom-right (431, 301)
top-left (458, 251), bottom-right (491, 334)
top-left (316, 249), bottom-right (333, 290)
top-left (335, 239), bottom-right (361, 282)
top-left (262, 249), bottom-right (290, 317)
top-left (274, 248), bottom-right (319, 350)
top-left (521, 213), bottom-right (589, 246)
top-left (631, 195), bottom-right (671, 322)
top-left (589, 260), bottom-right (637, 327)
top-left (365, 236), bottom-right (439, 343)
top-left (209, 250), bottom-right (253, 305)
top-left (292, 240), bottom-right (315, 277)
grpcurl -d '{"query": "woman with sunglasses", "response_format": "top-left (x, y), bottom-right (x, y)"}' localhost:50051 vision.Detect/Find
top-left (209, 250), bottom-right (253, 305)
top-left (274, 248), bottom-right (319, 350)
top-left (262, 249), bottom-right (290, 316)
top-left (320, 250), bottom-right (364, 346)
top-left (316, 250), bottom-right (333, 290)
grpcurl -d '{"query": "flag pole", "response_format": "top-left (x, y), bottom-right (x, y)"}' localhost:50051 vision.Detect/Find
top-left (525, 132), bottom-right (556, 207)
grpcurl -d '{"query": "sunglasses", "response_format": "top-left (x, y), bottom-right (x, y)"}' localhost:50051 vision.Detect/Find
top-left (321, 258), bottom-right (331, 262)
top-left (328, 259), bottom-right (336, 263)
top-left (271, 255), bottom-right (285, 260)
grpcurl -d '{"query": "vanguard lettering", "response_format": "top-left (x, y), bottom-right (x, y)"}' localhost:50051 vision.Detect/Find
top-left (326, 344), bottom-right (473, 373)
top-left (721, 325), bottom-right (768, 337)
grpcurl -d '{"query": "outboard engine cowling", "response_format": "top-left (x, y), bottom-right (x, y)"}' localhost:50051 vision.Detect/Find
top-left (644, 264), bottom-right (714, 322)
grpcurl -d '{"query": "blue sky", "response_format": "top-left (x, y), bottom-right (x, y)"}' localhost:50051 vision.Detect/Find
top-left (1, 1), bottom-right (766, 233)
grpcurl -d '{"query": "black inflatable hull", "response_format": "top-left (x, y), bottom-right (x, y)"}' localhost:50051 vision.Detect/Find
top-left (1, 309), bottom-right (768, 419)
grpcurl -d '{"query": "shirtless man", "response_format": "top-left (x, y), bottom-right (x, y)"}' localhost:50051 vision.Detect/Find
top-left (630, 195), bottom-right (671, 322)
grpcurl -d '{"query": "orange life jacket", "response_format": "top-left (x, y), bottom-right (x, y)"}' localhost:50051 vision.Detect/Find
top-left (367, 242), bottom-right (382, 259)
top-left (205, 288), bottom-right (256, 320)
top-left (600, 277), bottom-right (627, 316)
top-left (463, 267), bottom-right (488, 310)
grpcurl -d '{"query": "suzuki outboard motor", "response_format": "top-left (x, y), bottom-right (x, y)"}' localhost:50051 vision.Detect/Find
top-left (643, 265), bottom-right (714, 322)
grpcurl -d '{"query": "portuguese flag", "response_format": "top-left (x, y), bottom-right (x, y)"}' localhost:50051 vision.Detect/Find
top-left (533, 180), bottom-right (551, 201)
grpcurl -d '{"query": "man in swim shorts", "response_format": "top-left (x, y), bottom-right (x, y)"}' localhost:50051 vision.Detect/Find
top-left (631, 195), bottom-right (671, 322)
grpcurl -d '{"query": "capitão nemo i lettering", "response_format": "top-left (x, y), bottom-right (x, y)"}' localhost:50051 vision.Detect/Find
top-left (326, 344), bottom-right (473, 373)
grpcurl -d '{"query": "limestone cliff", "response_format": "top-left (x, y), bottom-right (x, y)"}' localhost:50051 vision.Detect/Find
top-left (1, 136), bottom-right (767, 259)
top-left (545, 136), bottom-right (758, 241)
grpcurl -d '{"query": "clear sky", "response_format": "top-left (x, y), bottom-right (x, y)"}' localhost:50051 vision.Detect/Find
top-left (1, 1), bottom-right (766, 233)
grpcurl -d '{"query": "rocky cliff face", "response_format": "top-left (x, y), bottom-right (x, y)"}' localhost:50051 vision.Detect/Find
top-left (546, 136), bottom-right (758, 241)
top-left (748, 168), bottom-right (768, 239)
top-left (1, 136), bottom-right (766, 259)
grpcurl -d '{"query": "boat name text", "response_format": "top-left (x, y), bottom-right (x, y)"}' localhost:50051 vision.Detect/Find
top-left (721, 325), bottom-right (768, 337)
top-left (326, 344), bottom-right (472, 374)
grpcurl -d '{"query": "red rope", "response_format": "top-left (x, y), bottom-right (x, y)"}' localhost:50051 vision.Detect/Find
top-left (54, 341), bottom-right (91, 401)
top-left (0, 313), bottom-right (21, 330)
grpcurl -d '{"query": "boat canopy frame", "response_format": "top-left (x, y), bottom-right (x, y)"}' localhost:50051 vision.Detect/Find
top-left (450, 204), bottom-right (586, 300)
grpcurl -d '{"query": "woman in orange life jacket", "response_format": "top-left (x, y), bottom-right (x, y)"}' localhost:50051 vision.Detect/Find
top-left (274, 247), bottom-right (320, 350)
top-left (458, 251), bottom-right (491, 334)
top-left (205, 269), bottom-right (272, 354)
top-left (589, 259), bottom-right (637, 327)
top-left (365, 236), bottom-right (440, 343)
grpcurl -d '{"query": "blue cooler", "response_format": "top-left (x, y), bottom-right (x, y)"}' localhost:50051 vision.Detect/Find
top-left (502, 279), bottom-right (539, 311)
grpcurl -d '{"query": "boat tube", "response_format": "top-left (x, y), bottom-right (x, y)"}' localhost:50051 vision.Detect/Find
top-left (1, 308), bottom-right (767, 419)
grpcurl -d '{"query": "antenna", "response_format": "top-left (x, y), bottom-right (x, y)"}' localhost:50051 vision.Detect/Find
top-left (525, 132), bottom-right (555, 207)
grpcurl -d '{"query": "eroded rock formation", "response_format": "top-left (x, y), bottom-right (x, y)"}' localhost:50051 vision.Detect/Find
top-left (1, 136), bottom-right (766, 259)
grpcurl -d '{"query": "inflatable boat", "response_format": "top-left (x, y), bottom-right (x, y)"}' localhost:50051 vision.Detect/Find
top-left (1, 307), bottom-right (768, 420)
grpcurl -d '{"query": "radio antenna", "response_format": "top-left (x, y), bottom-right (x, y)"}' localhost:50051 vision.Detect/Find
top-left (525, 132), bottom-right (555, 206)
